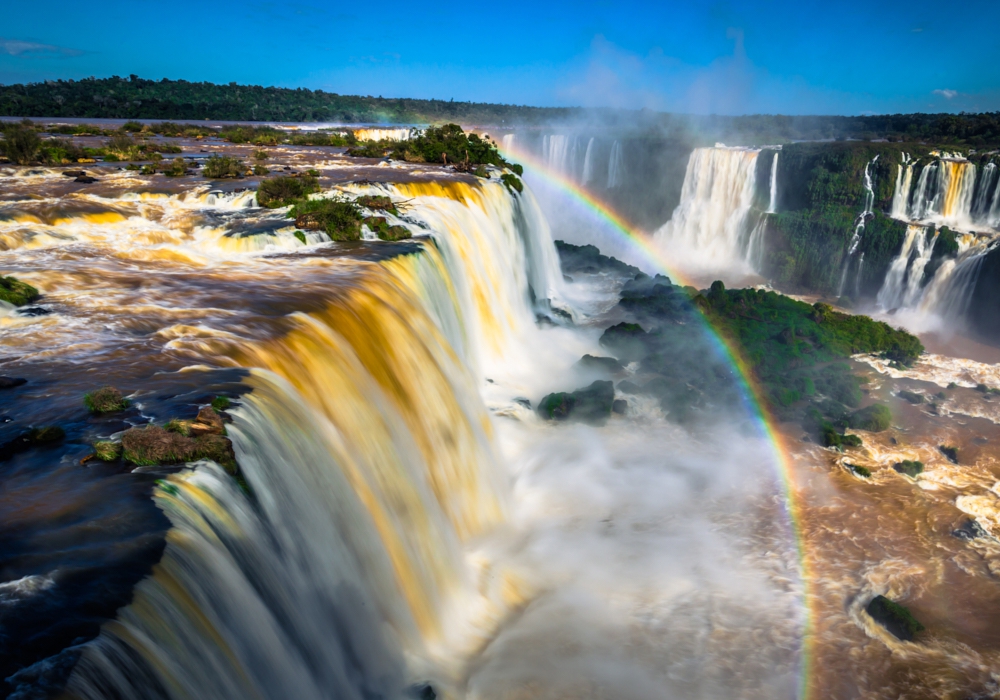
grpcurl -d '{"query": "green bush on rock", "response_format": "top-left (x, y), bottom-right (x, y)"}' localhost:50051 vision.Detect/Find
top-left (84, 386), bottom-right (130, 414)
top-left (203, 155), bottom-right (247, 179)
top-left (257, 173), bottom-right (320, 208)
top-left (290, 199), bottom-right (363, 241)
top-left (866, 595), bottom-right (924, 641)
top-left (538, 380), bottom-right (616, 426)
top-left (848, 404), bottom-right (892, 432)
top-left (894, 460), bottom-right (924, 477)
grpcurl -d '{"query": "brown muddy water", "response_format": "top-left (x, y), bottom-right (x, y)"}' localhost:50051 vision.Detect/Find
top-left (2, 133), bottom-right (1000, 700)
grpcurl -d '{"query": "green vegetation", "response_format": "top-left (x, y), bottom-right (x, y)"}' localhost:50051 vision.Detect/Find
top-left (940, 445), bottom-right (959, 464)
top-left (290, 199), bottom-right (363, 241)
top-left (253, 149), bottom-right (269, 161)
top-left (121, 424), bottom-right (235, 469)
top-left (501, 173), bottom-right (523, 193)
top-left (823, 428), bottom-right (863, 449)
top-left (0, 122), bottom-right (41, 164)
top-left (848, 404), bottom-right (892, 432)
top-left (538, 380), bottom-right (615, 425)
top-left (162, 157), bottom-right (190, 177)
top-left (0, 275), bottom-right (39, 306)
top-left (898, 390), bottom-right (924, 404)
top-left (253, 164), bottom-right (270, 175)
top-left (84, 386), bottom-right (130, 414)
top-left (211, 396), bottom-right (231, 412)
top-left (364, 217), bottom-right (411, 241)
top-left (104, 132), bottom-right (143, 160)
top-left (257, 173), bottom-right (320, 207)
top-left (202, 154), bottom-right (247, 179)
top-left (847, 464), bottom-right (872, 478)
top-left (866, 595), bottom-right (924, 641)
top-left (894, 460), bottom-right (924, 477)
top-left (93, 440), bottom-right (122, 461)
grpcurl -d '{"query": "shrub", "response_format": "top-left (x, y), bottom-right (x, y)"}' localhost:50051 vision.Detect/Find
top-left (289, 198), bottom-right (362, 241)
top-left (38, 138), bottom-right (85, 164)
top-left (847, 464), bottom-right (871, 477)
top-left (253, 164), bottom-right (269, 176)
top-left (105, 133), bottom-right (143, 161)
top-left (501, 173), bottom-right (523, 193)
top-left (866, 595), bottom-right (924, 641)
top-left (1, 123), bottom-right (41, 164)
top-left (203, 155), bottom-right (247, 179)
top-left (898, 390), bottom-right (924, 404)
top-left (162, 157), bottom-right (189, 177)
top-left (253, 149), bottom-right (269, 161)
top-left (364, 217), bottom-right (411, 241)
top-left (121, 121), bottom-right (145, 132)
top-left (0, 276), bottom-right (39, 306)
top-left (84, 386), bottom-right (130, 414)
top-left (894, 460), bottom-right (924, 477)
top-left (257, 173), bottom-right (320, 207)
top-left (848, 404), bottom-right (892, 432)
top-left (93, 441), bottom-right (122, 461)
top-left (211, 396), bottom-right (231, 412)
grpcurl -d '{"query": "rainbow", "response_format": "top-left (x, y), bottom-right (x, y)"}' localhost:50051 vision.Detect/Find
top-left (502, 142), bottom-right (816, 700)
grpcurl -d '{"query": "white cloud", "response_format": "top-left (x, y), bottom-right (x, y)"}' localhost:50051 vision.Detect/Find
top-left (0, 38), bottom-right (83, 57)
top-left (933, 89), bottom-right (958, 100)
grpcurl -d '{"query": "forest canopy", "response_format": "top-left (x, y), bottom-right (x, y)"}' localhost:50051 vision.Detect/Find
top-left (1, 76), bottom-right (999, 145)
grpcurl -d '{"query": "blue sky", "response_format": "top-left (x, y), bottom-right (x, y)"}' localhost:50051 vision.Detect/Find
top-left (2, 0), bottom-right (998, 115)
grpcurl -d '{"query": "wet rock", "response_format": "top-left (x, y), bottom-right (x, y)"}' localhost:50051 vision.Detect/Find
top-left (939, 445), bottom-right (959, 464)
top-left (846, 463), bottom-right (871, 478)
top-left (407, 683), bottom-right (436, 700)
top-left (0, 376), bottom-right (27, 389)
top-left (17, 306), bottom-right (51, 316)
top-left (952, 519), bottom-right (988, 541)
top-left (898, 390), bottom-right (924, 404)
top-left (0, 426), bottom-right (66, 461)
top-left (120, 423), bottom-right (236, 471)
top-left (554, 240), bottom-right (641, 277)
top-left (62, 170), bottom-right (86, 177)
top-left (612, 398), bottom-right (628, 414)
top-left (538, 380), bottom-right (615, 426)
top-left (84, 386), bottom-right (130, 414)
top-left (513, 397), bottom-right (532, 409)
top-left (73, 175), bottom-right (98, 183)
top-left (189, 406), bottom-right (224, 437)
top-left (0, 275), bottom-right (40, 306)
top-left (576, 354), bottom-right (624, 373)
top-left (599, 322), bottom-right (648, 362)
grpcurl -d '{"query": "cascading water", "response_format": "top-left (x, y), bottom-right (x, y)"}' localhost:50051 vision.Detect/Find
top-left (876, 225), bottom-right (937, 310)
top-left (66, 179), bottom-right (566, 700)
top-left (838, 156), bottom-right (878, 297)
top-left (653, 145), bottom-right (760, 274)
top-left (607, 140), bottom-right (624, 189)
top-left (766, 151), bottom-right (779, 214)
top-left (891, 155), bottom-right (998, 231)
top-left (581, 137), bottom-right (595, 184)
top-left (354, 127), bottom-right (414, 142)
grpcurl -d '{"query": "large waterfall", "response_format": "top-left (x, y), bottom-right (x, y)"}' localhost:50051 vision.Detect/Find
top-left (65, 180), bottom-right (566, 699)
top-left (653, 145), bottom-right (761, 274)
top-left (891, 154), bottom-right (1000, 231)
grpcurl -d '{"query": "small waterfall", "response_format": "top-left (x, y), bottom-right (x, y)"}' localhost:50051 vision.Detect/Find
top-left (543, 134), bottom-right (571, 175)
top-left (766, 151), bottom-right (779, 213)
top-left (890, 155), bottom-right (998, 230)
top-left (354, 127), bottom-right (413, 142)
top-left (653, 145), bottom-right (760, 273)
top-left (581, 137), bottom-right (595, 184)
top-left (973, 162), bottom-right (997, 221)
top-left (838, 156), bottom-right (878, 296)
top-left (501, 134), bottom-right (515, 153)
top-left (67, 179), bottom-right (564, 700)
top-left (891, 154), bottom-right (913, 219)
top-left (991, 174), bottom-right (1000, 227)
top-left (876, 225), bottom-right (937, 309)
top-left (607, 140), bottom-right (624, 189)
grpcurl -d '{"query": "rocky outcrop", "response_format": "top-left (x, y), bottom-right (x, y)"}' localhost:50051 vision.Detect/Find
top-left (538, 380), bottom-right (616, 426)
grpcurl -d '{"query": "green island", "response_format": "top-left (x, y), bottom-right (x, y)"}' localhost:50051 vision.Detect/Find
top-left (543, 242), bottom-right (921, 444)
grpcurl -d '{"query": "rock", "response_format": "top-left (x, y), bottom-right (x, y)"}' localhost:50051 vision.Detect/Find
top-left (952, 519), bottom-right (988, 541)
top-left (120, 423), bottom-right (235, 471)
top-left (538, 380), bottom-right (615, 426)
top-left (0, 426), bottom-right (66, 461)
top-left (554, 241), bottom-right (641, 277)
top-left (939, 445), bottom-right (959, 464)
top-left (616, 380), bottom-right (643, 394)
top-left (612, 399), bottom-right (628, 414)
top-left (599, 322), bottom-right (648, 362)
top-left (73, 176), bottom-right (98, 183)
top-left (513, 397), bottom-right (532, 409)
top-left (62, 170), bottom-right (87, 177)
top-left (848, 404), bottom-right (892, 432)
top-left (865, 595), bottom-right (925, 641)
top-left (576, 354), bottom-right (625, 373)
top-left (0, 376), bottom-right (27, 390)
top-left (898, 390), bottom-right (924, 404)
top-left (84, 386), bottom-right (130, 414)
top-left (893, 460), bottom-right (924, 477)
top-left (17, 306), bottom-right (51, 316)
top-left (0, 275), bottom-right (40, 306)
top-left (846, 463), bottom-right (871, 478)
top-left (189, 406), bottom-right (224, 436)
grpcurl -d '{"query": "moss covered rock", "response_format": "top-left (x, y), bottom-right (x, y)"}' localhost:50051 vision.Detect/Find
top-left (893, 460), bottom-right (924, 477)
top-left (84, 386), bottom-right (130, 414)
top-left (0, 276), bottom-right (40, 306)
top-left (538, 380), bottom-right (616, 426)
top-left (866, 595), bottom-right (924, 641)
top-left (93, 440), bottom-right (122, 462)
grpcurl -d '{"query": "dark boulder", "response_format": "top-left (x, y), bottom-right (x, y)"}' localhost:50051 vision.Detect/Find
top-left (939, 445), bottom-right (959, 464)
top-left (62, 170), bottom-right (86, 177)
top-left (576, 354), bottom-right (624, 373)
top-left (612, 399), bottom-right (628, 414)
top-left (952, 519), bottom-right (988, 541)
top-left (865, 595), bottom-right (925, 641)
top-left (0, 376), bottom-right (27, 390)
top-left (538, 380), bottom-right (615, 426)
top-left (73, 176), bottom-right (98, 183)
top-left (599, 322), bottom-right (649, 362)
top-left (0, 426), bottom-right (66, 461)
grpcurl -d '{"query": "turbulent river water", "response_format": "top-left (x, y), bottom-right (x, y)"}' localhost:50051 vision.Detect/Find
top-left (3, 136), bottom-right (1000, 700)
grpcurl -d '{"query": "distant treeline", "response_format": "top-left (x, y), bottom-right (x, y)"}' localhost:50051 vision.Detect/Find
top-left (1, 76), bottom-right (999, 145)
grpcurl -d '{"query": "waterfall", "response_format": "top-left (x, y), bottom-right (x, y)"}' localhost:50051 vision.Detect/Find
top-left (876, 225), bottom-right (937, 310)
top-left (607, 140), bottom-right (624, 189)
top-left (66, 180), bottom-right (565, 700)
top-left (543, 135), bottom-right (570, 175)
top-left (890, 155), bottom-right (999, 231)
top-left (991, 173), bottom-right (1000, 227)
top-left (354, 127), bottom-right (413, 142)
top-left (652, 145), bottom-right (760, 273)
top-left (766, 151), bottom-right (779, 214)
top-left (501, 134), bottom-right (515, 153)
top-left (581, 137), bottom-right (595, 184)
top-left (838, 156), bottom-right (878, 297)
